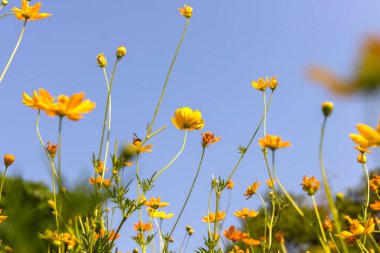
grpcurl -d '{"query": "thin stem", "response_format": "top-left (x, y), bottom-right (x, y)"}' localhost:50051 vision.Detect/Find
top-left (276, 177), bottom-right (305, 218)
top-left (110, 216), bottom-right (127, 247)
top-left (183, 234), bottom-right (191, 253)
top-left (362, 163), bottom-right (370, 220)
top-left (57, 117), bottom-right (63, 233)
top-left (178, 233), bottom-right (188, 253)
top-left (319, 116), bottom-right (348, 253)
top-left (147, 19), bottom-right (189, 136)
top-left (263, 151), bottom-right (277, 197)
top-left (212, 192), bottom-right (220, 253)
top-left (312, 195), bottom-right (328, 244)
top-left (329, 232), bottom-right (341, 253)
top-left (0, 167), bottom-right (8, 203)
top-left (0, 13), bottom-right (14, 19)
top-left (0, 20), bottom-right (27, 84)
top-left (226, 92), bottom-right (274, 181)
top-left (263, 90), bottom-right (267, 136)
top-left (153, 130), bottom-right (188, 181)
top-left (257, 193), bottom-right (267, 250)
top-left (167, 148), bottom-right (205, 239)
top-left (369, 234), bottom-right (380, 253)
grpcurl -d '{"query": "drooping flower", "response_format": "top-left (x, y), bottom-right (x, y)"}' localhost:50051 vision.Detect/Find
top-left (202, 211), bottom-right (225, 223)
top-left (179, 5), bottom-right (192, 18)
top-left (12, 0), bottom-right (51, 21)
top-left (223, 226), bottom-right (248, 242)
top-left (350, 123), bottom-right (380, 148)
top-left (244, 181), bottom-right (261, 199)
top-left (171, 107), bottom-right (204, 130)
top-left (259, 135), bottom-right (291, 151)
top-left (301, 176), bottom-right (320, 196)
top-left (201, 131), bottom-right (220, 148)
top-left (234, 208), bottom-right (259, 219)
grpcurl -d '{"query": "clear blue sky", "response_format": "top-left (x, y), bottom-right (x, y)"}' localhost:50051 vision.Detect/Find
top-left (0, 1), bottom-right (380, 252)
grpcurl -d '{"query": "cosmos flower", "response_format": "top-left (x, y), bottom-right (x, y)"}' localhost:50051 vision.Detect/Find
top-left (12, 0), bottom-right (51, 21)
top-left (234, 208), bottom-right (259, 219)
top-left (179, 5), bottom-right (192, 18)
top-left (202, 211), bottom-right (225, 223)
top-left (259, 135), bottom-right (291, 151)
top-left (171, 107), bottom-right (204, 130)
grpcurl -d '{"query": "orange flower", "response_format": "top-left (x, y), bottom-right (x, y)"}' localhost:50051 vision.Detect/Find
top-left (223, 226), bottom-right (248, 242)
top-left (370, 174), bottom-right (380, 192)
top-left (350, 123), bottom-right (380, 149)
top-left (88, 177), bottom-right (112, 188)
top-left (46, 142), bottom-right (58, 158)
top-left (229, 245), bottom-right (249, 253)
top-left (201, 132), bottom-right (220, 148)
top-left (171, 107), bottom-right (204, 130)
top-left (266, 179), bottom-right (274, 189)
top-left (0, 209), bottom-right (8, 224)
top-left (202, 211), bottom-right (225, 223)
top-left (338, 216), bottom-right (375, 243)
top-left (95, 229), bottom-right (120, 241)
top-left (22, 89), bottom-right (54, 110)
top-left (144, 197), bottom-right (169, 209)
top-left (370, 201), bottom-right (380, 211)
top-left (95, 161), bottom-right (108, 175)
top-left (259, 135), bottom-right (291, 151)
top-left (322, 216), bottom-right (333, 232)
top-left (3, 154), bottom-right (15, 167)
top-left (242, 238), bottom-right (261, 246)
top-left (129, 138), bottom-right (153, 154)
top-left (234, 208), bottom-right (259, 219)
top-left (252, 76), bottom-right (278, 91)
top-left (12, 0), bottom-right (51, 21)
top-left (133, 221), bottom-right (153, 232)
top-left (179, 5), bottom-right (192, 18)
top-left (301, 176), bottom-right (320, 196)
top-left (226, 179), bottom-right (234, 190)
top-left (274, 231), bottom-right (285, 244)
top-left (244, 181), bottom-right (261, 199)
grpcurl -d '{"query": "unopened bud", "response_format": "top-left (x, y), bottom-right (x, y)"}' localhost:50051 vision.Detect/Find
top-left (116, 46), bottom-right (127, 59)
top-left (322, 101), bottom-right (334, 117)
top-left (97, 53), bottom-right (107, 68)
top-left (2, 0), bottom-right (8, 6)
top-left (3, 154), bottom-right (14, 167)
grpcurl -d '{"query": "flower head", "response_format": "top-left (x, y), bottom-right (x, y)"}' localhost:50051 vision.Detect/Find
top-left (223, 226), bottom-right (248, 242)
top-left (22, 89), bottom-right (54, 110)
top-left (202, 211), bottom-right (225, 223)
top-left (3, 154), bottom-right (14, 167)
top-left (116, 46), bottom-right (127, 59)
top-left (259, 135), bottom-right (291, 151)
top-left (171, 107), bottom-right (204, 130)
top-left (144, 197), bottom-right (169, 209)
top-left (322, 101), bottom-right (334, 117)
top-left (234, 208), bottom-right (259, 219)
top-left (244, 181), bottom-right (261, 199)
top-left (201, 131), bottom-right (220, 148)
top-left (370, 201), bottom-right (380, 211)
top-left (147, 209), bottom-right (174, 219)
top-left (226, 179), bottom-right (234, 190)
top-left (370, 174), bottom-right (380, 192)
top-left (97, 53), bottom-right (107, 68)
top-left (12, 0), bottom-right (51, 21)
top-left (301, 176), bottom-right (320, 196)
top-left (46, 142), bottom-right (58, 158)
top-left (133, 221), bottom-right (153, 232)
top-left (252, 78), bottom-right (267, 91)
top-left (339, 216), bottom-right (375, 243)
top-left (350, 122), bottom-right (380, 149)
top-left (128, 137), bottom-right (153, 155)
top-left (322, 216), bottom-right (333, 232)
top-left (89, 177), bottom-right (112, 188)
top-left (179, 5), bottom-right (192, 18)
top-left (266, 179), bottom-right (274, 189)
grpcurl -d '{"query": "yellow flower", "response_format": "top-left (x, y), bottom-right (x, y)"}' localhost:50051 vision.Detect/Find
top-left (12, 0), bottom-right (51, 21)
top-left (268, 77), bottom-right (279, 90)
top-left (244, 181), bottom-right (261, 199)
top-left (338, 216), bottom-right (375, 243)
top-left (0, 209), bottom-right (8, 224)
top-left (144, 197), bottom-right (169, 209)
top-left (171, 107), bottom-right (204, 130)
top-left (95, 161), bottom-right (108, 175)
top-left (3, 154), bottom-right (14, 167)
top-left (179, 5), bottom-right (192, 18)
top-left (226, 179), bottom-right (234, 190)
top-left (322, 101), bottom-right (334, 117)
top-left (22, 89), bottom-right (54, 110)
top-left (322, 216), bottom-right (333, 232)
top-left (116, 46), bottom-right (127, 59)
top-left (266, 179), bottom-right (274, 189)
top-left (127, 137), bottom-right (153, 155)
top-left (201, 131), bottom-right (220, 148)
top-left (301, 176), bottom-right (320, 196)
top-left (97, 53), bottom-right (107, 68)
top-left (223, 226), bottom-right (248, 242)
top-left (370, 174), bottom-right (380, 192)
top-left (202, 211), bottom-right (225, 223)
top-left (147, 208), bottom-right (174, 219)
top-left (252, 77), bottom-right (267, 91)
top-left (234, 208), bottom-right (259, 219)
top-left (259, 135), bottom-right (291, 151)
top-left (229, 245), bottom-right (249, 253)
top-left (350, 123), bottom-right (380, 148)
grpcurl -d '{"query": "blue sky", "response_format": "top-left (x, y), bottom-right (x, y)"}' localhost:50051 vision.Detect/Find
top-left (1, 1), bottom-right (380, 251)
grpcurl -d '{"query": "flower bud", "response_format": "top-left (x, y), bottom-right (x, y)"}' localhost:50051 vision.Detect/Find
top-left (322, 101), bottom-right (334, 117)
top-left (4, 154), bottom-right (14, 167)
top-left (179, 5), bottom-right (193, 18)
top-left (97, 53), bottom-right (107, 68)
top-left (186, 225), bottom-right (192, 232)
top-left (116, 46), bottom-right (127, 59)
top-left (2, 0), bottom-right (8, 6)
top-left (188, 229), bottom-right (194, 235)
top-left (133, 248), bottom-right (139, 253)
top-left (357, 153), bottom-right (367, 164)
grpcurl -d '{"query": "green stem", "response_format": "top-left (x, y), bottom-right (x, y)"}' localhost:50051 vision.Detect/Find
top-left (178, 233), bottom-right (188, 253)
top-left (329, 232), bottom-right (341, 253)
top-left (257, 193), bottom-right (267, 252)
top-left (312, 195), bottom-right (328, 245)
top-left (226, 92), bottom-right (274, 181)
top-left (263, 90), bottom-right (267, 136)
top-left (319, 116), bottom-right (348, 253)
top-left (0, 20), bottom-right (27, 84)
top-left (369, 234), bottom-right (380, 252)
top-left (263, 151), bottom-right (277, 197)
top-left (167, 148), bottom-right (205, 239)
top-left (0, 167), bottom-right (8, 203)
top-left (212, 192), bottom-right (220, 253)
top-left (0, 13), bottom-right (14, 19)
top-left (362, 163), bottom-right (370, 220)
top-left (57, 117), bottom-right (63, 232)
top-left (153, 130), bottom-right (188, 181)
top-left (147, 19), bottom-right (189, 136)
top-left (276, 177), bottom-right (305, 218)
